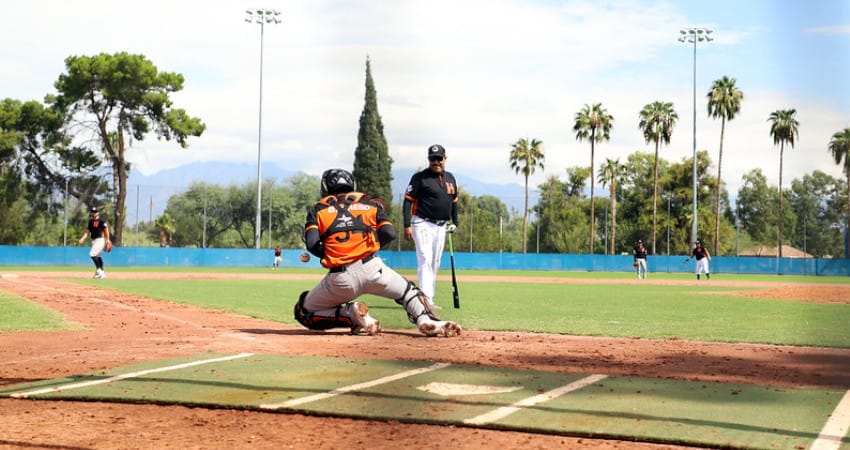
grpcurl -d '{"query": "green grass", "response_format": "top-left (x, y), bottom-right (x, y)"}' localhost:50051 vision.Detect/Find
top-left (59, 271), bottom-right (850, 348)
top-left (0, 289), bottom-right (77, 332)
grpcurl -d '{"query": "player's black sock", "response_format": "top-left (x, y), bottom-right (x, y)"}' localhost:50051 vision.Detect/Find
top-left (706, 273), bottom-right (710, 279)
top-left (697, 274), bottom-right (700, 280)
top-left (94, 256), bottom-right (103, 270)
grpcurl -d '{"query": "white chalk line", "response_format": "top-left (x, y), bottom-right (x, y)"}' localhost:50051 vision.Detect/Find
top-left (10, 353), bottom-right (254, 399)
top-left (810, 390), bottom-right (850, 450)
top-left (260, 362), bottom-right (451, 409)
top-left (463, 374), bottom-right (608, 425)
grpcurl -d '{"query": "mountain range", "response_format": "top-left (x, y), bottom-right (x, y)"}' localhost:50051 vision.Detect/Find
top-left (125, 161), bottom-right (538, 222)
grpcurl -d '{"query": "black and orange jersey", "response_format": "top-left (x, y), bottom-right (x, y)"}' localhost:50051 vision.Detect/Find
top-left (304, 192), bottom-right (392, 268)
top-left (402, 168), bottom-right (458, 227)
top-left (86, 217), bottom-right (109, 239)
top-left (633, 245), bottom-right (648, 260)
top-left (692, 245), bottom-right (709, 260)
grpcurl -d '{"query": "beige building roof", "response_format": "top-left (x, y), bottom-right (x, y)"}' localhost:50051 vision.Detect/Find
top-left (739, 245), bottom-right (814, 258)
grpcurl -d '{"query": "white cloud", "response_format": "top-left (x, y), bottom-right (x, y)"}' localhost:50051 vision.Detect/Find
top-left (1, 0), bottom-right (847, 201)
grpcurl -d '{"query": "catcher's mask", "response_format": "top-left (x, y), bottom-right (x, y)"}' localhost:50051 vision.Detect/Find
top-left (321, 168), bottom-right (356, 197)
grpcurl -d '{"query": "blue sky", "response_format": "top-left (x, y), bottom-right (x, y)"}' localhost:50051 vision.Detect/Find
top-left (2, 0), bottom-right (849, 199)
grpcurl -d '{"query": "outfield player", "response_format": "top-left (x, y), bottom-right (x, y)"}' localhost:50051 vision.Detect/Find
top-left (273, 246), bottom-right (282, 269)
top-left (402, 144), bottom-right (459, 310)
top-left (633, 239), bottom-right (648, 280)
top-left (690, 240), bottom-right (711, 280)
top-left (78, 207), bottom-right (110, 279)
top-left (294, 168), bottom-right (462, 337)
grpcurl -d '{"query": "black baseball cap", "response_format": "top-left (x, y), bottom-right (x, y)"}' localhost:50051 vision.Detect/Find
top-left (90, 207), bottom-right (98, 213)
top-left (428, 144), bottom-right (446, 159)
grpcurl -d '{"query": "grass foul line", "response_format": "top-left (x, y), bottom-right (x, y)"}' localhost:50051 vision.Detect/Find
top-left (10, 353), bottom-right (254, 399)
top-left (260, 362), bottom-right (452, 409)
top-left (810, 390), bottom-right (850, 450)
top-left (463, 374), bottom-right (608, 425)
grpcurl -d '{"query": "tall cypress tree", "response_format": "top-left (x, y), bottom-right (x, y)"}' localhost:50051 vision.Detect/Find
top-left (353, 57), bottom-right (393, 207)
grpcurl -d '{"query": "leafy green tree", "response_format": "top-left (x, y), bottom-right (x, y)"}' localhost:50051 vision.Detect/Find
top-left (1, 98), bottom-right (106, 244)
top-left (598, 158), bottom-right (626, 255)
top-left (50, 52), bottom-right (206, 246)
top-left (352, 57), bottom-right (393, 207)
top-left (534, 175), bottom-right (587, 253)
top-left (573, 103), bottom-right (614, 254)
top-left (789, 171), bottom-right (843, 257)
top-left (707, 76), bottom-right (743, 255)
top-left (467, 194), bottom-right (510, 252)
top-left (736, 169), bottom-right (779, 245)
top-left (564, 166), bottom-right (590, 198)
top-left (638, 101), bottom-right (678, 254)
top-left (828, 127), bottom-right (850, 253)
top-left (509, 137), bottom-right (544, 253)
top-left (767, 109), bottom-right (800, 257)
top-left (153, 212), bottom-right (175, 247)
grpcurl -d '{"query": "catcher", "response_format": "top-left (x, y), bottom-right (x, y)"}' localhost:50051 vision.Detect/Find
top-left (633, 239), bottom-right (648, 280)
top-left (294, 168), bottom-right (462, 337)
top-left (78, 206), bottom-right (111, 279)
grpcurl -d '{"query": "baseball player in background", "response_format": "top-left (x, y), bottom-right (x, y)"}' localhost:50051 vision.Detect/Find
top-left (294, 168), bottom-right (462, 338)
top-left (689, 239), bottom-right (711, 280)
top-left (402, 144), bottom-right (459, 310)
top-left (273, 246), bottom-right (282, 269)
top-left (78, 206), bottom-right (111, 279)
top-left (633, 239), bottom-right (648, 280)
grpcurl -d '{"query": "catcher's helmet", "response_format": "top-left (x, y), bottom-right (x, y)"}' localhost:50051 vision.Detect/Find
top-left (320, 168), bottom-right (356, 197)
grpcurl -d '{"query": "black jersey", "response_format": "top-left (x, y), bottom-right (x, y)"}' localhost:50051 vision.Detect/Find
top-left (633, 246), bottom-right (648, 260)
top-left (692, 246), bottom-right (709, 260)
top-left (87, 217), bottom-right (109, 239)
top-left (403, 168), bottom-right (458, 227)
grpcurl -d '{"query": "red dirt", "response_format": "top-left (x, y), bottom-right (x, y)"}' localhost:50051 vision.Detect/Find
top-left (1, 271), bottom-right (848, 450)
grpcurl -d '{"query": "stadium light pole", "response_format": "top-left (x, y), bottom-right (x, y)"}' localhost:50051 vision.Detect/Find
top-left (678, 27), bottom-right (713, 250)
top-left (245, 8), bottom-right (281, 249)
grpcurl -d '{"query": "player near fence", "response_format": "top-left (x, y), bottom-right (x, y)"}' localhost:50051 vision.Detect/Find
top-left (294, 168), bottom-right (462, 337)
top-left (633, 239), bottom-right (648, 280)
top-left (402, 144), bottom-right (459, 310)
top-left (78, 206), bottom-right (111, 279)
top-left (685, 239), bottom-right (711, 280)
top-left (273, 246), bottom-right (282, 269)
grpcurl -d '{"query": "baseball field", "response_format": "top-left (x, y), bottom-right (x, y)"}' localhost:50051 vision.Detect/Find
top-left (1, 268), bottom-right (849, 450)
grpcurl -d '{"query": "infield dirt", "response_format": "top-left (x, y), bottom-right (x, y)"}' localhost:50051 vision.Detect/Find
top-left (1, 272), bottom-right (848, 450)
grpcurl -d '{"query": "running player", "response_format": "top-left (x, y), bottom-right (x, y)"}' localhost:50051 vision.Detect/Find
top-left (78, 207), bottom-right (110, 279)
top-left (691, 240), bottom-right (711, 280)
top-left (402, 144), bottom-right (459, 310)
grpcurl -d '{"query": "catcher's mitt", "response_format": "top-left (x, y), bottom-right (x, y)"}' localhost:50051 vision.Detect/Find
top-left (105, 241), bottom-right (113, 253)
top-left (632, 262), bottom-right (638, 269)
top-left (299, 252), bottom-right (310, 263)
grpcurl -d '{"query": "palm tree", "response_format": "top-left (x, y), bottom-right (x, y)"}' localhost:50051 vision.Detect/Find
top-left (598, 158), bottom-right (626, 255)
top-left (707, 76), bottom-right (744, 255)
top-left (767, 109), bottom-right (800, 258)
top-left (573, 103), bottom-right (614, 254)
top-left (509, 138), bottom-right (544, 253)
top-left (639, 101), bottom-right (678, 255)
top-left (828, 127), bottom-right (850, 256)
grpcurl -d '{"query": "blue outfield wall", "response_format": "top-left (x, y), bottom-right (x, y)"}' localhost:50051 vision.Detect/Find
top-left (1, 245), bottom-right (849, 276)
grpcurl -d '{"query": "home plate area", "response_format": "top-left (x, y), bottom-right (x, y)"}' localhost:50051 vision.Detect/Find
top-left (1, 353), bottom-right (847, 450)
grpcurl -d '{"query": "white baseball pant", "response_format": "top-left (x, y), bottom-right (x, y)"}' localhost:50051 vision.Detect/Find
top-left (411, 216), bottom-right (447, 306)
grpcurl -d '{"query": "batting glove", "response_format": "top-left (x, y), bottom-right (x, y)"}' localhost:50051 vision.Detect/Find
top-left (446, 223), bottom-right (457, 234)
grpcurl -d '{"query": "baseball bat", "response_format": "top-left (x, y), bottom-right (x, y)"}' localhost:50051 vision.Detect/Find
top-left (447, 232), bottom-right (460, 309)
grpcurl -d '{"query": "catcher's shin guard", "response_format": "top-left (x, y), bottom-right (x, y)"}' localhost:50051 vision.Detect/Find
top-left (394, 281), bottom-right (440, 324)
top-left (293, 291), bottom-right (353, 330)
